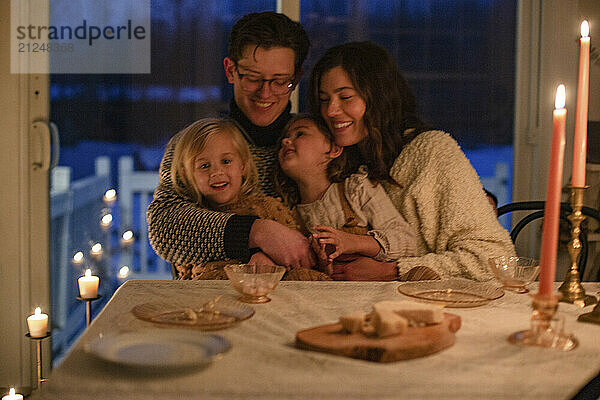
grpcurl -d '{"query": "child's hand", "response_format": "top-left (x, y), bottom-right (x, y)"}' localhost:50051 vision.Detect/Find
top-left (312, 225), bottom-right (358, 261)
top-left (309, 235), bottom-right (328, 266)
top-left (309, 235), bottom-right (333, 275)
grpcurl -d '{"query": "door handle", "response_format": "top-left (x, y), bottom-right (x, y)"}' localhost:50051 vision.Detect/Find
top-left (31, 120), bottom-right (60, 171)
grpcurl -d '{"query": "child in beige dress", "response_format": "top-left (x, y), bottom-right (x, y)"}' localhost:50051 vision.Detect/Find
top-left (277, 114), bottom-right (428, 280)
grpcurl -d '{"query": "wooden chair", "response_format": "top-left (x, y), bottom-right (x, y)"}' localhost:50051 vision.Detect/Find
top-left (497, 201), bottom-right (600, 280)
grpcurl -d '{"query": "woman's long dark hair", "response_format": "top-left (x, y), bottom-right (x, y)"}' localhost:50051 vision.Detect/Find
top-left (309, 41), bottom-right (431, 182)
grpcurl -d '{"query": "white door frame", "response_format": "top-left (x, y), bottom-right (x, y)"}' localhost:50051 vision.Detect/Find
top-left (0, 0), bottom-right (51, 392)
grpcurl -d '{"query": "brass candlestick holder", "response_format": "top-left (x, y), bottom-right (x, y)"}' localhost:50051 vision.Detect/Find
top-left (25, 332), bottom-right (50, 389)
top-left (77, 295), bottom-right (102, 327)
top-left (558, 185), bottom-right (597, 307)
top-left (508, 293), bottom-right (578, 351)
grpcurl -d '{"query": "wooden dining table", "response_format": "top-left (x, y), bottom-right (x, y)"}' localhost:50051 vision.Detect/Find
top-left (35, 279), bottom-right (600, 400)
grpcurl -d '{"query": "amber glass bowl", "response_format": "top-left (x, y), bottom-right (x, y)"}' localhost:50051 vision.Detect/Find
top-left (224, 264), bottom-right (286, 303)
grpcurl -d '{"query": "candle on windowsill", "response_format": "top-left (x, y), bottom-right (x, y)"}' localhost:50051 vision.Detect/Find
top-left (538, 84), bottom-right (567, 296)
top-left (27, 307), bottom-right (48, 338)
top-left (2, 388), bottom-right (23, 400)
top-left (572, 20), bottom-right (590, 187)
top-left (78, 269), bottom-right (99, 299)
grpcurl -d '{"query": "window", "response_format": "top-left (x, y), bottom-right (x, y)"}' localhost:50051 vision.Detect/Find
top-left (49, 1), bottom-right (276, 364)
top-left (300, 0), bottom-right (516, 206)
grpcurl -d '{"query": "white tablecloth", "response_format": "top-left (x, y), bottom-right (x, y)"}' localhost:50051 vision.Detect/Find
top-left (37, 280), bottom-right (600, 400)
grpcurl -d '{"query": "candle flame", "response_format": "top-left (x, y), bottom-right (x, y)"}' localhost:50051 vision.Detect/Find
top-left (581, 20), bottom-right (589, 38)
top-left (9, 388), bottom-right (15, 396)
top-left (122, 230), bottom-right (134, 241)
top-left (555, 84), bottom-right (566, 109)
top-left (34, 307), bottom-right (41, 315)
top-left (85, 269), bottom-right (92, 277)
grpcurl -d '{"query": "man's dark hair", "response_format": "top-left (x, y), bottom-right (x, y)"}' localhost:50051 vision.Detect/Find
top-left (228, 12), bottom-right (310, 74)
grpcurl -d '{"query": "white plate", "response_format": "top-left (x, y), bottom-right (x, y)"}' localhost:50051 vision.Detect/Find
top-left (85, 329), bottom-right (231, 369)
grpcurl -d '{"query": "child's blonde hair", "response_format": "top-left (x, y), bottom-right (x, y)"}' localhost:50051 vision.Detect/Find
top-left (171, 118), bottom-right (258, 206)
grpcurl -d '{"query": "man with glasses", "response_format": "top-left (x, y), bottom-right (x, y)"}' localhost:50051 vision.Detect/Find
top-left (148, 12), bottom-right (316, 272)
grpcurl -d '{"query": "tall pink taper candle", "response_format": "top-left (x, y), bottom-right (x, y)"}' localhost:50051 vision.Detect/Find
top-left (538, 85), bottom-right (567, 296)
top-left (572, 21), bottom-right (590, 187)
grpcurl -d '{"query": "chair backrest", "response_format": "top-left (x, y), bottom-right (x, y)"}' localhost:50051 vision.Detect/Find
top-left (497, 201), bottom-right (600, 280)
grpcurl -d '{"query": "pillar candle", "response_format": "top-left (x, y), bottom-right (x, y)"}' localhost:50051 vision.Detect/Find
top-left (2, 388), bottom-right (23, 400)
top-left (572, 21), bottom-right (590, 187)
top-left (78, 269), bottom-right (99, 299)
top-left (538, 85), bottom-right (567, 296)
top-left (27, 307), bottom-right (48, 338)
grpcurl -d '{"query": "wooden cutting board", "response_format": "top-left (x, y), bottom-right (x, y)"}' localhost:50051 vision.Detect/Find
top-left (296, 313), bottom-right (461, 363)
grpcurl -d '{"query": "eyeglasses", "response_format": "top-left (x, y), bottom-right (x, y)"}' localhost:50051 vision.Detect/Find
top-left (235, 66), bottom-right (296, 95)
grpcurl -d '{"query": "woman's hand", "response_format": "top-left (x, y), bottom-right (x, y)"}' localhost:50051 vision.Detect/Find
top-left (312, 225), bottom-right (380, 261)
top-left (330, 258), bottom-right (397, 281)
top-left (249, 219), bottom-right (316, 269)
top-left (248, 251), bottom-right (276, 267)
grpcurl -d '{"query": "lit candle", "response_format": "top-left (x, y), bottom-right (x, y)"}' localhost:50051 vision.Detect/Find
top-left (27, 307), bottom-right (48, 338)
top-left (78, 269), bottom-right (99, 299)
top-left (572, 21), bottom-right (590, 187)
top-left (72, 251), bottom-right (84, 265)
top-left (118, 265), bottom-right (130, 279)
top-left (90, 242), bottom-right (103, 259)
top-left (103, 189), bottom-right (117, 205)
top-left (120, 230), bottom-right (134, 246)
top-left (538, 85), bottom-right (567, 296)
top-left (2, 388), bottom-right (23, 400)
top-left (100, 213), bottom-right (113, 229)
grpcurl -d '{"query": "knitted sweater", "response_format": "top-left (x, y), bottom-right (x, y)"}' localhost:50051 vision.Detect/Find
top-left (174, 192), bottom-right (306, 280)
top-left (382, 130), bottom-right (516, 281)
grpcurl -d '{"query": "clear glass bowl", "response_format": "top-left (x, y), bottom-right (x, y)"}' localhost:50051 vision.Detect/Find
top-left (488, 256), bottom-right (540, 293)
top-left (224, 264), bottom-right (286, 303)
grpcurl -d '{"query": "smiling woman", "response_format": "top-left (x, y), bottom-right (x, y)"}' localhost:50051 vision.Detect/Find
top-left (307, 41), bottom-right (516, 281)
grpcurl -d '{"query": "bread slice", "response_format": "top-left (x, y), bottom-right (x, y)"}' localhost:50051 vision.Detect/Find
top-left (373, 300), bottom-right (444, 325)
top-left (372, 309), bottom-right (409, 337)
top-left (339, 311), bottom-right (367, 333)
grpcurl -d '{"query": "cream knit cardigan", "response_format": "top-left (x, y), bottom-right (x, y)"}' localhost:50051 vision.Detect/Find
top-left (382, 130), bottom-right (516, 281)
